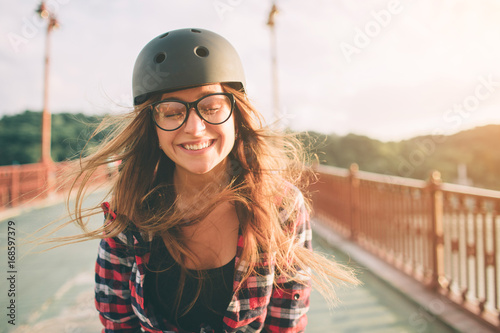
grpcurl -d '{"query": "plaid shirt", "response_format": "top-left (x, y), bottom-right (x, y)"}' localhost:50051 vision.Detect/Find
top-left (96, 192), bottom-right (312, 333)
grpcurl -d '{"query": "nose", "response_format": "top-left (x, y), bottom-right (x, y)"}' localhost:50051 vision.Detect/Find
top-left (183, 108), bottom-right (206, 134)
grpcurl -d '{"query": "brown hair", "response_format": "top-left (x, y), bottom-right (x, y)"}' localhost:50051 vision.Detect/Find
top-left (48, 84), bottom-right (358, 315)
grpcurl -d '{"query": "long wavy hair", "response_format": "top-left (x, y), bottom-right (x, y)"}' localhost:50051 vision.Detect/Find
top-left (54, 83), bottom-right (358, 316)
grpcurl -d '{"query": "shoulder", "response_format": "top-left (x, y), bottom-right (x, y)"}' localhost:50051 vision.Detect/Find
top-left (100, 201), bottom-right (146, 250)
top-left (276, 182), bottom-right (309, 224)
top-left (275, 182), bottom-right (312, 248)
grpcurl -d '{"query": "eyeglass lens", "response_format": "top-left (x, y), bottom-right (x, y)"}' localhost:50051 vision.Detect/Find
top-left (153, 94), bottom-right (232, 130)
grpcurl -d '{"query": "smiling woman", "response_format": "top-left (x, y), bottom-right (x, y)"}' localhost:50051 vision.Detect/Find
top-left (62, 28), bottom-right (359, 333)
top-left (155, 85), bottom-right (236, 177)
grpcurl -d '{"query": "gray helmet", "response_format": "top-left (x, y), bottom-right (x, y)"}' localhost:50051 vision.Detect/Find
top-left (132, 28), bottom-right (246, 105)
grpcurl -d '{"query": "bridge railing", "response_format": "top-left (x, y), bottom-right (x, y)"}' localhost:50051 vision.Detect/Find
top-left (311, 164), bottom-right (500, 329)
top-left (2, 160), bottom-right (498, 327)
top-left (0, 162), bottom-right (110, 211)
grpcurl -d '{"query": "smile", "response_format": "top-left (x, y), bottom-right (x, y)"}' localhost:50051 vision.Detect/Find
top-left (181, 140), bottom-right (214, 151)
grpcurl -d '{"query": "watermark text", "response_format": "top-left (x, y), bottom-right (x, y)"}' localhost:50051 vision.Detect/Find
top-left (6, 220), bottom-right (17, 326)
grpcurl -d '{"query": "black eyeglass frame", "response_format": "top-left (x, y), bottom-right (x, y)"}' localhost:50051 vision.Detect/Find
top-left (150, 92), bottom-right (235, 131)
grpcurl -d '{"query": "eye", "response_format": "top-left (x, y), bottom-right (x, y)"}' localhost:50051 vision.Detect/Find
top-left (163, 112), bottom-right (183, 119)
top-left (155, 102), bottom-right (186, 119)
top-left (200, 106), bottom-right (221, 115)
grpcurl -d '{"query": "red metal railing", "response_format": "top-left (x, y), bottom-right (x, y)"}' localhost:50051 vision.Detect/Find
top-left (2, 160), bottom-right (499, 327)
top-left (311, 164), bottom-right (500, 329)
top-left (0, 162), bottom-right (110, 211)
top-left (0, 163), bottom-right (49, 209)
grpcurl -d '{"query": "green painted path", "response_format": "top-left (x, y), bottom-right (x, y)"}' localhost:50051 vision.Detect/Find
top-left (0, 197), bottom-right (464, 332)
top-left (308, 235), bottom-right (454, 333)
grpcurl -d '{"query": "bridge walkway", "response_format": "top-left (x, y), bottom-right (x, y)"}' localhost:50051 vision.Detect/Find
top-left (0, 196), bottom-right (491, 332)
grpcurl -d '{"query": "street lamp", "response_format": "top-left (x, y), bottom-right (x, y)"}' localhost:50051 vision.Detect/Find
top-left (267, 2), bottom-right (280, 123)
top-left (36, 1), bottom-right (59, 164)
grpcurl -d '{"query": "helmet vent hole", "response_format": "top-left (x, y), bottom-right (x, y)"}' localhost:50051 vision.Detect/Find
top-left (191, 29), bottom-right (201, 33)
top-left (154, 52), bottom-right (166, 63)
top-left (195, 46), bottom-right (209, 58)
top-left (159, 32), bottom-right (169, 38)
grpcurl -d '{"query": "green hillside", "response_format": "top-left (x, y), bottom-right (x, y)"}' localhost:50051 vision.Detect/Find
top-left (0, 110), bottom-right (106, 165)
top-left (1, 111), bottom-right (499, 190)
top-left (304, 124), bottom-right (500, 190)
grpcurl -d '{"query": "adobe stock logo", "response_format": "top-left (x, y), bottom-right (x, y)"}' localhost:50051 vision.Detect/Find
top-left (213, 0), bottom-right (246, 20)
top-left (340, 0), bottom-right (404, 63)
top-left (398, 75), bottom-right (499, 177)
top-left (7, 0), bottom-right (71, 53)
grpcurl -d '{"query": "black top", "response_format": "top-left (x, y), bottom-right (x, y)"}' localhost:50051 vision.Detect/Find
top-left (144, 236), bottom-right (235, 332)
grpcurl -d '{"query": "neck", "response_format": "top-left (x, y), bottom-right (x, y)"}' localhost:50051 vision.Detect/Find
top-left (173, 160), bottom-right (230, 200)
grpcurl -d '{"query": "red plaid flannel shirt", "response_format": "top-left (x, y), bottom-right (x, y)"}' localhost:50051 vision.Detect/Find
top-left (95, 191), bottom-right (312, 333)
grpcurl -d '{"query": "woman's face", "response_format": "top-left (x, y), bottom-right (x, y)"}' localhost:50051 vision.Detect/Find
top-left (155, 84), bottom-right (236, 177)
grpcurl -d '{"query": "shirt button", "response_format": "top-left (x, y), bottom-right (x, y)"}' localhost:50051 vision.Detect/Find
top-left (293, 293), bottom-right (300, 300)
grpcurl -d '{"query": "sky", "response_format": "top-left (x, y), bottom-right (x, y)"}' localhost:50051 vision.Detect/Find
top-left (2, 0), bottom-right (500, 141)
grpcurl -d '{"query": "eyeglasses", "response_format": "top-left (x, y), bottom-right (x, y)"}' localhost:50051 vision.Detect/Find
top-left (150, 92), bottom-right (234, 131)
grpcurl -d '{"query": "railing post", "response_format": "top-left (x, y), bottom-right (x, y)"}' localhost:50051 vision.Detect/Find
top-left (429, 170), bottom-right (445, 290)
top-left (10, 165), bottom-right (20, 207)
top-left (40, 161), bottom-right (56, 199)
top-left (349, 163), bottom-right (360, 241)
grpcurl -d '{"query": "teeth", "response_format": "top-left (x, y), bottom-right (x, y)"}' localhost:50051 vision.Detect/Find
top-left (183, 141), bottom-right (211, 151)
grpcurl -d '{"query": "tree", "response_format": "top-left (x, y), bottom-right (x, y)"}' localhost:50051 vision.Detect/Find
top-left (0, 111), bottom-right (106, 165)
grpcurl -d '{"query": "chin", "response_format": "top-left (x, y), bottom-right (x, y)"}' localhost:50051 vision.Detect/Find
top-left (185, 164), bottom-right (217, 175)
top-left (176, 158), bottom-right (228, 177)
top-left (190, 169), bottom-right (211, 175)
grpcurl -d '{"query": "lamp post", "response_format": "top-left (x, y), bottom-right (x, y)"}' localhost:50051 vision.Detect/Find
top-left (36, 1), bottom-right (59, 164)
top-left (267, 2), bottom-right (280, 122)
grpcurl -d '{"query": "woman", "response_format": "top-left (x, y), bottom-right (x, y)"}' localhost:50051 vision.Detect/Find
top-left (69, 28), bottom-right (358, 332)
